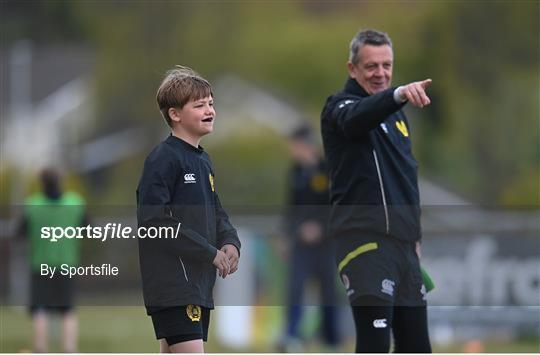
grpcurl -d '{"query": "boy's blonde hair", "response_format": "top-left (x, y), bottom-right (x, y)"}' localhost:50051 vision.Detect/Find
top-left (156, 66), bottom-right (213, 127)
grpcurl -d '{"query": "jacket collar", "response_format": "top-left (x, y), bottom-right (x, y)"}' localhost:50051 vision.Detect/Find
top-left (166, 134), bottom-right (205, 154)
top-left (344, 77), bottom-right (369, 97)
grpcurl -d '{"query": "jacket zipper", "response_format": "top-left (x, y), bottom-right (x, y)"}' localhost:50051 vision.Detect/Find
top-left (178, 256), bottom-right (189, 283)
top-left (372, 150), bottom-right (390, 234)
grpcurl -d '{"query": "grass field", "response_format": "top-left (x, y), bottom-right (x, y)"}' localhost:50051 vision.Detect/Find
top-left (1, 306), bottom-right (539, 353)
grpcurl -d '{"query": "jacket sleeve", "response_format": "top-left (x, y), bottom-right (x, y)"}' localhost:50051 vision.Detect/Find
top-left (328, 87), bottom-right (405, 139)
top-left (137, 150), bottom-right (217, 263)
top-left (214, 193), bottom-right (241, 255)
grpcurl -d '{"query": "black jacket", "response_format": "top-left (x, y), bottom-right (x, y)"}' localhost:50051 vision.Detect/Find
top-left (321, 78), bottom-right (421, 242)
top-left (285, 158), bottom-right (330, 244)
top-left (136, 135), bottom-right (241, 314)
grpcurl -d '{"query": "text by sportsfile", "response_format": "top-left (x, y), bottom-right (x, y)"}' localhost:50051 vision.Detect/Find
top-left (41, 263), bottom-right (119, 278)
top-left (40, 222), bottom-right (182, 242)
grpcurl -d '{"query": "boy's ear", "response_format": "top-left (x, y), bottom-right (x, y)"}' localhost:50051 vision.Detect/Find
top-left (169, 107), bottom-right (181, 123)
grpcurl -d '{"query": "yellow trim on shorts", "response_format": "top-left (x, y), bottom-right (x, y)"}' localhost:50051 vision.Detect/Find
top-left (338, 242), bottom-right (378, 272)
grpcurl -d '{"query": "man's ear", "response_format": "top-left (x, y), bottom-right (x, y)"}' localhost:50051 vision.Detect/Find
top-left (169, 107), bottom-right (181, 123)
top-left (347, 61), bottom-right (356, 79)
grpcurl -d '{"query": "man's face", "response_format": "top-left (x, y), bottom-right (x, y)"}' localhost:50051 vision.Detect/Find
top-left (172, 96), bottom-right (215, 137)
top-left (348, 44), bottom-right (393, 95)
top-left (288, 139), bottom-right (316, 164)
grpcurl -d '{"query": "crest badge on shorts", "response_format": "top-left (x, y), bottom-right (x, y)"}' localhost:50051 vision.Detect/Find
top-left (186, 305), bottom-right (201, 322)
top-left (341, 273), bottom-right (350, 289)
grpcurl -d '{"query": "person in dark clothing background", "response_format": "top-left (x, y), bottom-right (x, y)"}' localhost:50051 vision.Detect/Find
top-left (279, 124), bottom-right (339, 352)
top-left (320, 29), bottom-right (433, 353)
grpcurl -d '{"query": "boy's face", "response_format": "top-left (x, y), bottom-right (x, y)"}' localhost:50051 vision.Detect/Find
top-left (170, 96), bottom-right (215, 137)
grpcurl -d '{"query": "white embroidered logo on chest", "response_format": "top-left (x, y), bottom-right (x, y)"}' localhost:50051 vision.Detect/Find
top-left (184, 173), bottom-right (197, 184)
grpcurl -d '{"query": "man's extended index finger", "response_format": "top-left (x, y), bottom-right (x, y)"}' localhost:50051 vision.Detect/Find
top-left (421, 79), bottom-right (432, 89)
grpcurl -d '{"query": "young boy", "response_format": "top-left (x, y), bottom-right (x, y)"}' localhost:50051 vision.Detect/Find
top-left (137, 66), bottom-right (241, 353)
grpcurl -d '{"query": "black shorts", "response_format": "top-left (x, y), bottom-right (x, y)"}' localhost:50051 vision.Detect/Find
top-left (151, 305), bottom-right (211, 344)
top-left (30, 272), bottom-right (74, 314)
top-left (335, 232), bottom-right (426, 306)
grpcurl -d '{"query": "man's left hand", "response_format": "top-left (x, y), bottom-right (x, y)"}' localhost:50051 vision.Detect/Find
top-left (398, 79), bottom-right (432, 108)
top-left (221, 244), bottom-right (240, 275)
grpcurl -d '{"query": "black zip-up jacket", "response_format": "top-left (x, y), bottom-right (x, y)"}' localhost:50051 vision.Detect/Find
top-left (136, 135), bottom-right (241, 314)
top-left (321, 78), bottom-right (421, 242)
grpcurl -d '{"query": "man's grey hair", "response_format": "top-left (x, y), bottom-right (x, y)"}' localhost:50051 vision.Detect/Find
top-left (349, 29), bottom-right (393, 65)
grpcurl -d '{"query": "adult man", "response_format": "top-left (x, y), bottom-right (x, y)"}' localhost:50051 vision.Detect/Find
top-left (279, 124), bottom-right (338, 351)
top-left (320, 29), bottom-right (432, 353)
